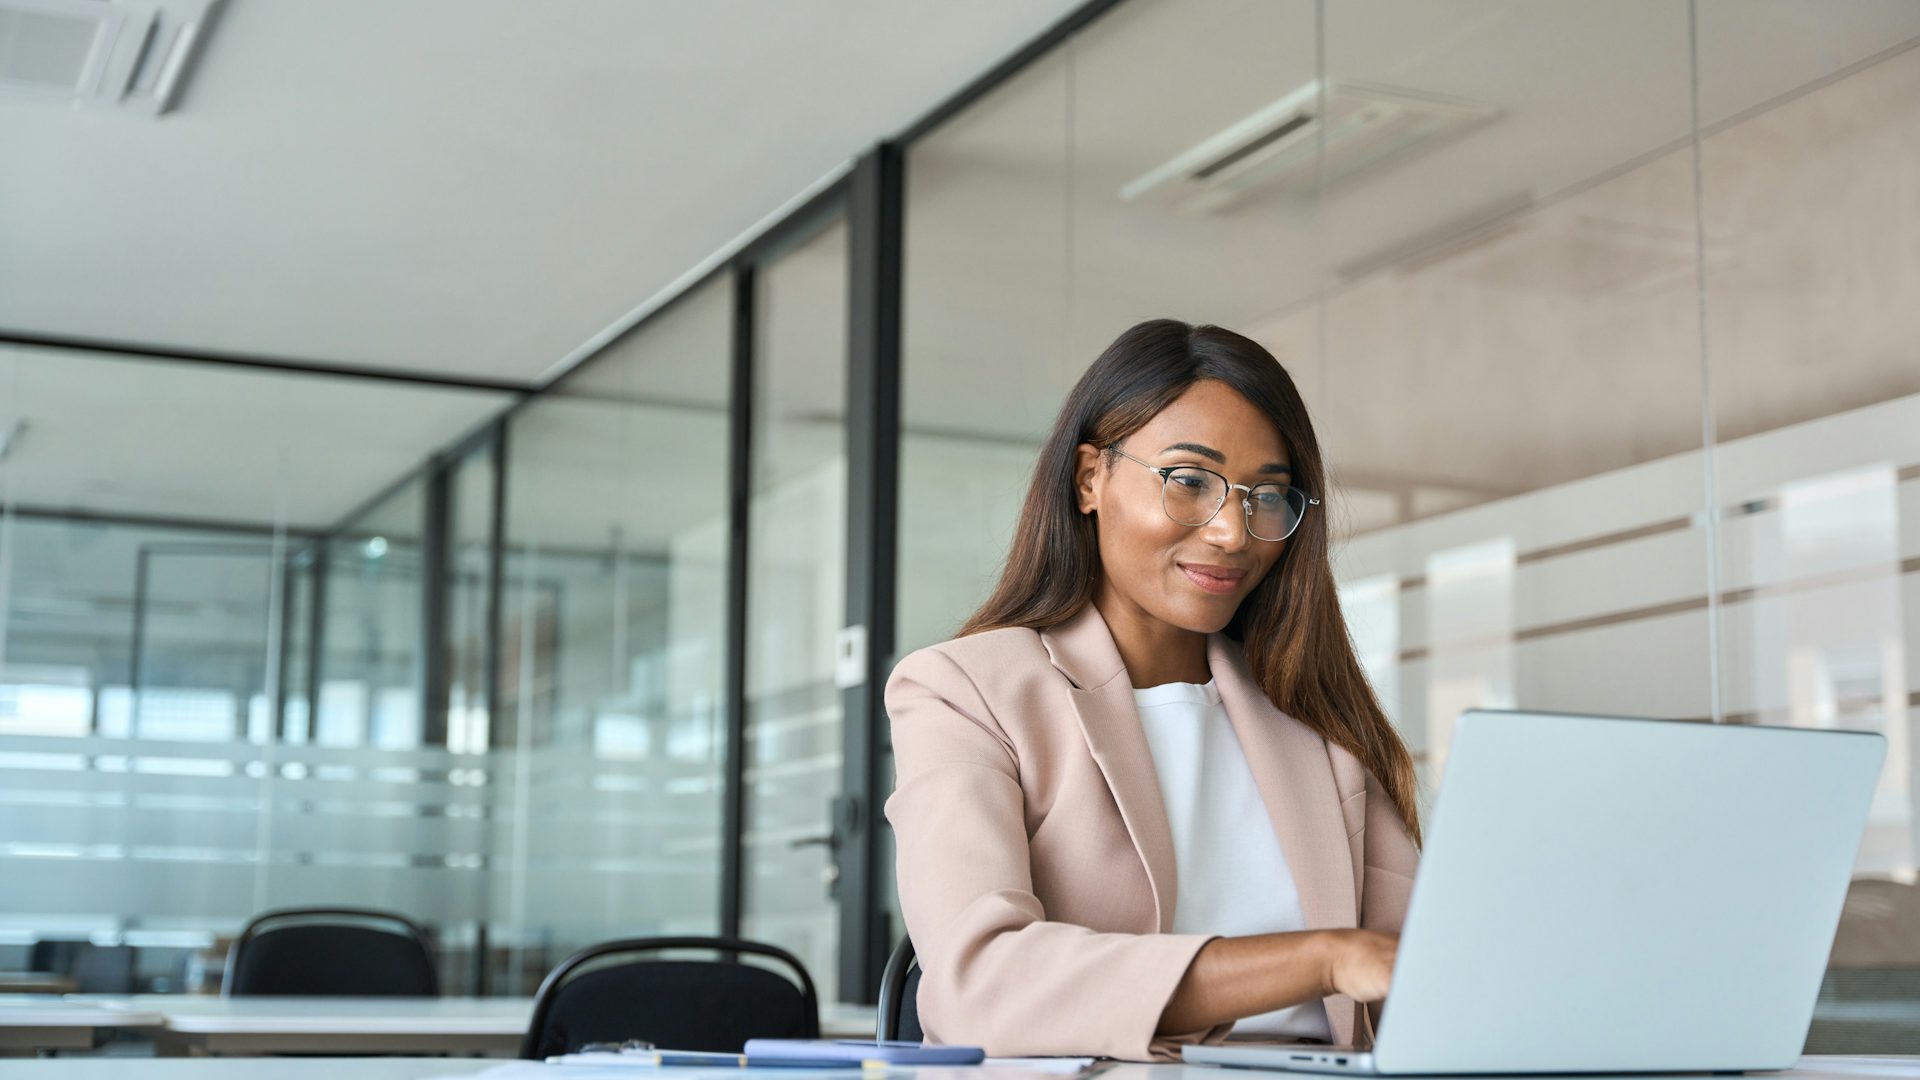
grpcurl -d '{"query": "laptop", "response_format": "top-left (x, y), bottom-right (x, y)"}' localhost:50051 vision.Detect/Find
top-left (1184, 708), bottom-right (1885, 1076)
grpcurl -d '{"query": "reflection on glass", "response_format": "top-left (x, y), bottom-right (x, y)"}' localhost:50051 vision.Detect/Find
top-left (1307, 3), bottom-right (1711, 835)
top-left (1696, 3), bottom-right (1920, 1048)
top-left (1421, 539), bottom-right (1516, 789)
top-left (447, 444), bottom-right (497, 756)
top-left (321, 480), bottom-right (424, 751)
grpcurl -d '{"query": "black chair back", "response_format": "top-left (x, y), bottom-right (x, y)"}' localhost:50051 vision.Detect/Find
top-left (224, 907), bottom-right (439, 997)
top-left (876, 935), bottom-right (922, 1042)
top-left (522, 936), bottom-right (819, 1059)
top-left (30, 942), bottom-right (135, 993)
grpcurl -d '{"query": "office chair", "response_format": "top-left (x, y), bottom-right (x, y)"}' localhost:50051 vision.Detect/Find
top-left (223, 907), bottom-right (439, 997)
top-left (29, 941), bottom-right (135, 994)
top-left (876, 934), bottom-right (922, 1042)
top-left (521, 936), bottom-right (819, 1059)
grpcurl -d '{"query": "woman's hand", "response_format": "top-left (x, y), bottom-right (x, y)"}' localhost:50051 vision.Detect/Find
top-left (1158, 928), bottom-right (1401, 1036)
top-left (1320, 929), bottom-right (1400, 1003)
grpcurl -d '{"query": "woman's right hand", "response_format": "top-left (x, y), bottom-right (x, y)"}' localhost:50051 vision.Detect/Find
top-left (1321, 929), bottom-right (1400, 1003)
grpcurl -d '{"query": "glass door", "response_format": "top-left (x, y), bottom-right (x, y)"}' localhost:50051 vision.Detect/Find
top-left (739, 214), bottom-right (852, 1002)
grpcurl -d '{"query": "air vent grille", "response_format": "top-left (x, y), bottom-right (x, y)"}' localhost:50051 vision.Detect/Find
top-left (1122, 81), bottom-right (1500, 215)
top-left (0, 0), bottom-right (219, 115)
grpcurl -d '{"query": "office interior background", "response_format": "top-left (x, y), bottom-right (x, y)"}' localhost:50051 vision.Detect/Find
top-left (2, 0), bottom-right (1918, 1052)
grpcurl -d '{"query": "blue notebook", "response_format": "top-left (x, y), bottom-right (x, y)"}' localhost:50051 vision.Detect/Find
top-left (742, 1039), bottom-right (986, 1065)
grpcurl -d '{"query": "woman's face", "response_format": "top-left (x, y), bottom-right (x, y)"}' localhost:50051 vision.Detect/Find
top-left (1076, 379), bottom-right (1292, 634)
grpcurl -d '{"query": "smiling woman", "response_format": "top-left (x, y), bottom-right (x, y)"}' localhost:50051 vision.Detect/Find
top-left (883, 319), bottom-right (1421, 1060)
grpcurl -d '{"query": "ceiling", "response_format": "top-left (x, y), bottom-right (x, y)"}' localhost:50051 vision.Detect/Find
top-left (0, 0), bottom-right (1085, 527)
top-left (0, 345), bottom-right (512, 527)
top-left (4, 0), bottom-right (1919, 539)
top-left (0, 0), bottom-right (1088, 381)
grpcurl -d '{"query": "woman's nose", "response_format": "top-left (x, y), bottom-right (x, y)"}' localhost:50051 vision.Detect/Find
top-left (1202, 500), bottom-right (1252, 550)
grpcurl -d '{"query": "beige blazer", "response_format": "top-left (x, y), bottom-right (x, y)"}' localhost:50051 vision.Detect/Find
top-left (883, 601), bottom-right (1420, 1061)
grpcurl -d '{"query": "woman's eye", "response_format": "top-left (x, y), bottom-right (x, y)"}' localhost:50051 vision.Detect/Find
top-left (1253, 490), bottom-right (1287, 508)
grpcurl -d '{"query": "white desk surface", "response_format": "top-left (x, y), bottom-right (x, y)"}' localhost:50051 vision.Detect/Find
top-left (0, 1055), bottom-right (1917, 1080)
top-left (0, 976), bottom-right (75, 996)
top-left (80, 995), bottom-right (532, 1035)
top-left (0, 1061), bottom-right (500, 1079)
top-left (32, 995), bottom-right (872, 1056)
top-left (0, 997), bottom-right (165, 1030)
top-left (69, 995), bottom-right (873, 1039)
top-left (0, 997), bottom-right (165, 1053)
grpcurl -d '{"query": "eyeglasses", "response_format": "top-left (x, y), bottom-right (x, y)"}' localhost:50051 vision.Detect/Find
top-left (1106, 444), bottom-right (1320, 542)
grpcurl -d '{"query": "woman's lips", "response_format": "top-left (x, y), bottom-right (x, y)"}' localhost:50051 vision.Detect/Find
top-left (1178, 562), bottom-right (1245, 595)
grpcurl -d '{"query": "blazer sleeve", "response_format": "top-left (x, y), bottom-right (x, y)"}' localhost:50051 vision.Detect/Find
top-left (882, 644), bottom-right (1233, 1061)
top-left (1358, 767), bottom-right (1421, 1040)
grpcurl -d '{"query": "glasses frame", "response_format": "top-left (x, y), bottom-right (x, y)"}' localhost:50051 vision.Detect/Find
top-left (1105, 443), bottom-right (1320, 542)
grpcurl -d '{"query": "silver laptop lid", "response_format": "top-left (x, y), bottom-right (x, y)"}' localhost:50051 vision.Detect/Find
top-left (1374, 709), bottom-right (1883, 1075)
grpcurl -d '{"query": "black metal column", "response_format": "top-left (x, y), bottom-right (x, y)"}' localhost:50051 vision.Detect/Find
top-left (421, 459), bottom-right (452, 748)
top-left (720, 266), bottom-right (755, 941)
top-left (484, 421), bottom-right (508, 753)
top-left (305, 546), bottom-right (327, 738)
top-left (837, 143), bottom-right (905, 1004)
top-left (128, 545), bottom-right (151, 735)
top-left (479, 419), bottom-right (508, 996)
top-left (272, 546), bottom-right (301, 741)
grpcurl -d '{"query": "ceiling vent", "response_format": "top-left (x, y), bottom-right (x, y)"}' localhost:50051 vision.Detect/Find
top-left (0, 0), bottom-right (221, 115)
top-left (1121, 80), bottom-right (1500, 215)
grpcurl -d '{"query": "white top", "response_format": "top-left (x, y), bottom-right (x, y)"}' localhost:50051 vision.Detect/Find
top-left (1133, 678), bottom-right (1333, 1042)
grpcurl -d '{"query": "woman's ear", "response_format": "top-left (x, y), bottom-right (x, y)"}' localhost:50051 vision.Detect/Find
top-left (1073, 443), bottom-right (1103, 515)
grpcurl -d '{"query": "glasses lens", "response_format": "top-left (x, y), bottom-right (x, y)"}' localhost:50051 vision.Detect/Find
top-left (1161, 467), bottom-right (1227, 526)
top-left (1247, 485), bottom-right (1307, 541)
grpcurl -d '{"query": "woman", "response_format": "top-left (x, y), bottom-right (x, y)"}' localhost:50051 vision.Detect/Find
top-left (883, 319), bottom-right (1423, 1061)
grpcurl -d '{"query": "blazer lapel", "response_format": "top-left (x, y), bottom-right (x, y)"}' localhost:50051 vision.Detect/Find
top-left (1208, 631), bottom-right (1361, 1045)
top-left (1041, 604), bottom-right (1180, 934)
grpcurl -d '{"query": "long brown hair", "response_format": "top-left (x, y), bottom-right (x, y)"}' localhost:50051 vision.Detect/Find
top-left (960, 318), bottom-right (1422, 846)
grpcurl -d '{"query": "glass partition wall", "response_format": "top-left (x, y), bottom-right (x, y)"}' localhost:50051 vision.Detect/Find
top-left (893, 0), bottom-right (1920, 1048)
top-left (0, 346), bottom-right (512, 992)
top-left (3, 1), bottom-right (1918, 1036)
top-left (493, 278), bottom-right (733, 992)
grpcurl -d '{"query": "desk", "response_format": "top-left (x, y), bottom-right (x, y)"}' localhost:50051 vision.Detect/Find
top-left (87, 997), bottom-right (530, 1057)
top-left (73, 996), bottom-right (875, 1057)
top-left (0, 1061), bottom-right (497, 1079)
top-left (0, 997), bottom-right (163, 1054)
top-left (0, 977), bottom-right (76, 996)
top-left (0, 1056), bottom-right (1916, 1080)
